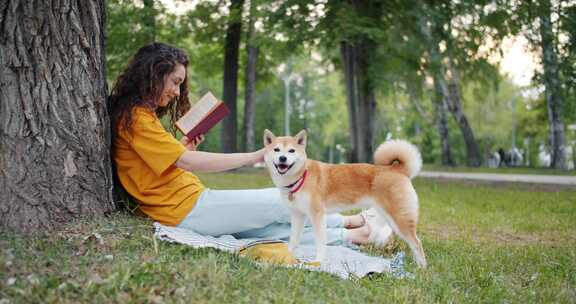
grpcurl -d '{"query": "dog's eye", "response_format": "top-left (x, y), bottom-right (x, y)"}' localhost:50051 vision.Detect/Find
top-left (288, 149), bottom-right (295, 153)
top-left (274, 148), bottom-right (280, 152)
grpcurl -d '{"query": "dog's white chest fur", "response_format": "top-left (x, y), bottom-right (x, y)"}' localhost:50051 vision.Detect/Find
top-left (281, 190), bottom-right (312, 214)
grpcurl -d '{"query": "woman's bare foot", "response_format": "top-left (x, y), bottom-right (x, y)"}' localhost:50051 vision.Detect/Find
top-left (344, 224), bottom-right (372, 245)
top-left (342, 214), bottom-right (365, 229)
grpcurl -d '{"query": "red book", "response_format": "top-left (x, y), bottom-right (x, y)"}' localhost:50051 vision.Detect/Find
top-left (175, 92), bottom-right (230, 140)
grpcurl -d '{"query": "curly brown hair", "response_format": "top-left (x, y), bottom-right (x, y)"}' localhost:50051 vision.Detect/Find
top-left (109, 42), bottom-right (191, 140)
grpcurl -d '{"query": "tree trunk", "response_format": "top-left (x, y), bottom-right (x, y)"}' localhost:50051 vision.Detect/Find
top-left (243, 0), bottom-right (258, 152)
top-left (340, 41), bottom-right (359, 163)
top-left (432, 74), bottom-right (455, 166)
top-left (355, 39), bottom-right (377, 163)
top-left (419, 12), bottom-right (455, 166)
top-left (447, 63), bottom-right (482, 167)
top-left (539, 0), bottom-right (567, 169)
top-left (340, 40), bottom-right (376, 163)
top-left (221, 0), bottom-right (244, 153)
top-left (0, 0), bottom-right (114, 233)
top-left (338, 0), bottom-right (382, 163)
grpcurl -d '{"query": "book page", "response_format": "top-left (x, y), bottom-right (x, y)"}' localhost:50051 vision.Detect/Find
top-left (176, 92), bottom-right (220, 133)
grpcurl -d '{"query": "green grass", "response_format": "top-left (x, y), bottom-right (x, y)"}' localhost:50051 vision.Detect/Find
top-left (1, 169), bottom-right (575, 303)
top-left (423, 164), bottom-right (576, 176)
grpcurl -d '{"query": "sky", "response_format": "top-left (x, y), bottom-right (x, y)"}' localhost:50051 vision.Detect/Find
top-left (499, 36), bottom-right (538, 87)
top-left (159, 0), bottom-right (538, 87)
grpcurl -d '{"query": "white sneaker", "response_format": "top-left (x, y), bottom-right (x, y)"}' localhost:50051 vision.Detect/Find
top-left (362, 208), bottom-right (393, 247)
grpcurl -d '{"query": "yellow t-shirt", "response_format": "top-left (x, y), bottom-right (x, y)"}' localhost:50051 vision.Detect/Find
top-left (114, 107), bottom-right (205, 226)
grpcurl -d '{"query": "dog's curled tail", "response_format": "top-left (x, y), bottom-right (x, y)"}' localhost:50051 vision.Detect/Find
top-left (373, 140), bottom-right (422, 179)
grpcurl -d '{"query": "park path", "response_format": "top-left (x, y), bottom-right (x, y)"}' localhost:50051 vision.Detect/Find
top-left (419, 171), bottom-right (576, 186)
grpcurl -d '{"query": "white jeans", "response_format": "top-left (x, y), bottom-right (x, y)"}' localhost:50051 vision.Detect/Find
top-left (177, 188), bottom-right (346, 245)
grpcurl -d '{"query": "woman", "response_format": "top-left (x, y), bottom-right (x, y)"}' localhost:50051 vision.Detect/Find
top-left (109, 42), bottom-right (374, 246)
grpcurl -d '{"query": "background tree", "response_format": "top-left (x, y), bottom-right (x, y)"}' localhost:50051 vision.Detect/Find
top-left (537, 0), bottom-right (567, 169)
top-left (102, 0), bottom-right (574, 170)
top-left (496, 0), bottom-right (572, 169)
top-left (242, 0), bottom-right (259, 152)
top-left (324, 0), bottom-right (384, 163)
top-left (418, 8), bottom-right (456, 166)
top-left (221, 0), bottom-right (244, 153)
top-left (0, 0), bottom-right (114, 232)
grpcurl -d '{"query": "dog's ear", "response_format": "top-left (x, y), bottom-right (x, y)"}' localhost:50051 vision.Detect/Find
top-left (263, 129), bottom-right (276, 146)
top-left (295, 129), bottom-right (307, 146)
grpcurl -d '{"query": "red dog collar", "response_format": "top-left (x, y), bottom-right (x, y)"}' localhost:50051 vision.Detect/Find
top-left (286, 170), bottom-right (308, 200)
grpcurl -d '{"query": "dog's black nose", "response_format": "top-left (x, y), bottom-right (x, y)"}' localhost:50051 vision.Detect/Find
top-left (279, 156), bottom-right (287, 163)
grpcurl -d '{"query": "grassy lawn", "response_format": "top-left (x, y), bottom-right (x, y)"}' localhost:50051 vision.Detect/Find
top-left (1, 169), bottom-right (575, 303)
top-left (422, 164), bottom-right (576, 176)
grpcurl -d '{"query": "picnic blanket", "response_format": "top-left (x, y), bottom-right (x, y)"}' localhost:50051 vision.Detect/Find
top-left (153, 222), bottom-right (410, 280)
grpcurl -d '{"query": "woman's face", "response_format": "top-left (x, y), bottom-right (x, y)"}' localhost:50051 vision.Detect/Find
top-left (158, 63), bottom-right (186, 107)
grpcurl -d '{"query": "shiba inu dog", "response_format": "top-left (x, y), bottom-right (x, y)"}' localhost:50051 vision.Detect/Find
top-left (263, 129), bottom-right (427, 268)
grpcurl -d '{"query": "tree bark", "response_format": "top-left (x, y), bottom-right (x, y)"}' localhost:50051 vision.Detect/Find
top-left (340, 41), bottom-right (359, 163)
top-left (355, 39), bottom-right (377, 163)
top-left (432, 74), bottom-right (455, 166)
top-left (337, 0), bottom-right (382, 164)
top-left (539, 0), bottom-right (567, 169)
top-left (243, 0), bottom-right (258, 152)
top-left (0, 0), bottom-right (114, 233)
top-left (447, 63), bottom-right (482, 167)
top-left (221, 0), bottom-right (244, 153)
top-left (339, 40), bottom-right (376, 164)
top-left (419, 15), bottom-right (455, 166)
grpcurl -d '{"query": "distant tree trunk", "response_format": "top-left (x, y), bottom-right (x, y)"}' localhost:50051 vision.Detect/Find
top-left (142, 0), bottom-right (156, 43)
top-left (341, 41), bottom-right (376, 163)
top-left (341, 41), bottom-right (375, 163)
top-left (539, 0), bottom-right (567, 169)
top-left (221, 0), bottom-right (244, 153)
top-left (0, 0), bottom-right (114, 233)
top-left (356, 39), bottom-right (377, 163)
top-left (447, 63), bottom-right (482, 167)
top-left (340, 44), bottom-right (376, 163)
top-left (340, 41), bottom-right (359, 163)
top-left (432, 74), bottom-right (455, 166)
top-left (243, 0), bottom-right (258, 152)
top-left (419, 12), bottom-right (455, 166)
top-left (338, 1), bottom-right (382, 164)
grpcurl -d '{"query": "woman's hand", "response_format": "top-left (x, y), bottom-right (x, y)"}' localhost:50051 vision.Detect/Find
top-left (180, 134), bottom-right (204, 151)
top-left (250, 148), bottom-right (266, 165)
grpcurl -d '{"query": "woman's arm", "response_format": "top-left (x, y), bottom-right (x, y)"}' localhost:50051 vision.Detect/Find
top-left (175, 149), bottom-right (265, 173)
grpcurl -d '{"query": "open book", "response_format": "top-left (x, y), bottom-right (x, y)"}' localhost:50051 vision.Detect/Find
top-left (175, 92), bottom-right (230, 140)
